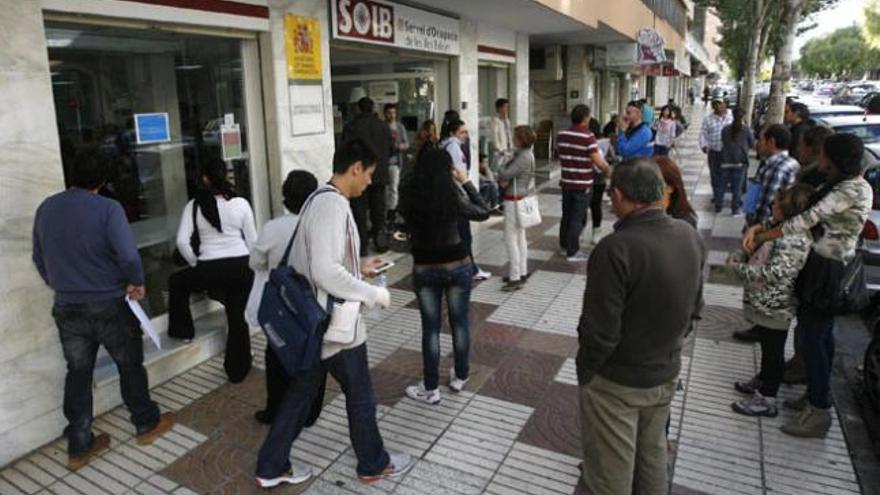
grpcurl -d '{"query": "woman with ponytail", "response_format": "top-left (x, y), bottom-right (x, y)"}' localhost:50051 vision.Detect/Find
top-left (169, 159), bottom-right (257, 383)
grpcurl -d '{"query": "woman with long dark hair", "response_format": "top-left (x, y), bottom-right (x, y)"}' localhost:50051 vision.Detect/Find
top-left (654, 106), bottom-right (677, 156)
top-left (655, 156), bottom-right (697, 228)
top-left (400, 149), bottom-right (491, 404)
top-left (169, 159), bottom-right (257, 382)
top-left (720, 107), bottom-right (755, 215)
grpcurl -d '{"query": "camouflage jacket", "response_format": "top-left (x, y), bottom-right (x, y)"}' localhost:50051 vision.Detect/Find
top-left (731, 232), bottom-right (812, 329)
top-left (781, 177), bottom-right (873, 263)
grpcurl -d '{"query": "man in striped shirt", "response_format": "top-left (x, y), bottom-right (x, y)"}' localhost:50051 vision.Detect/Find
top-left (558, 104), bottom-right (611, 261)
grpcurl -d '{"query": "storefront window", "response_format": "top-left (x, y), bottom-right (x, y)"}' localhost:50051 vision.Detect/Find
top-left (45, 21), bottom-right (253, 316)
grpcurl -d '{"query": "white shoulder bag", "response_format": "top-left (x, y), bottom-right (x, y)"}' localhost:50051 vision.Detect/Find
top-left (513, 154), bottom-right (542, 229)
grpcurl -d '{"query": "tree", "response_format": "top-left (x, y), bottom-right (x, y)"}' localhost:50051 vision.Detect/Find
top-left (864, 0), bottom-right (880, 49)
top-left (699, 0), bottom-right (839, 124)
top-left (799, 27), bottom-right (880, 78)
top-left (766, 0), bottom-right (806, 125)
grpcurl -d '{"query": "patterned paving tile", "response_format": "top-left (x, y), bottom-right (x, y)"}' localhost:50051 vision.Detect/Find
top-left (517, 331), bottom-right (578, 357)
top-left (553, 358), bottom-right (578, 386)
top-left (479, 349), bottom-right (565, 408)
top-left (484, 442), bottom-right (580, 495)
top-left (516, 382), bottom-right (581, 458)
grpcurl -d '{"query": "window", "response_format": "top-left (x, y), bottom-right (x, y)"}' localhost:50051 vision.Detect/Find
top-left (46, 21), bottom-right (254, 315)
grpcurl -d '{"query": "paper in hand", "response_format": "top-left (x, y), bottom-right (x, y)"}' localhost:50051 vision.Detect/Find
top-left (127, 296), bottom-right (161, 350)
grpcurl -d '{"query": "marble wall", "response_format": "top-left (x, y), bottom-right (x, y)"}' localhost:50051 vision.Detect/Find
top-left (262, 0), bottom-right (337, 216)
top-left (0, 1), bottom-right (69, 467)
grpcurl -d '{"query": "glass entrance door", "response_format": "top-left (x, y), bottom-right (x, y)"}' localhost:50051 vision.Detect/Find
top-left (45, 21), bottom-right (262, 316)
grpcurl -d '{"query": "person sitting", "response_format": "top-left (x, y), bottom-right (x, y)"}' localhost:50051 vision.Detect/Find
top-left (244, 170), bottom-right (318, 425)
top-left (727, 184), bottom-right (815, 417)
top-left (168, 159), bottom-right (257, 383)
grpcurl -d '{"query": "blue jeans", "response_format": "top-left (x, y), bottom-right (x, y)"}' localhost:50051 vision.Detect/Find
top-left (480, 180), bottom-right (500, 209)
top-left (560, 189), bottom-right (591, 256)
top-left (708, 151), bottom-right (724, 210)
top-left (52, 298), bottom-right (160, 455)
top-left (721, 165), bottom-right (745, 213)
top-left (256, 344), bottom-right (389, 478)
top-left (796, 306), bottom-right (836, 409)
top-left (413, 263), bottom-right (474, 390)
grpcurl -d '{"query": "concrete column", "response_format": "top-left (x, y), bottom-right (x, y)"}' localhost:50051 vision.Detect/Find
top-left (513, 32), bottom-right (529, 126)
top-left (619, 73), bottom-right (631, 114)
top-left (565, 45), bottom-right (593, 112)
top-left (0, 0), bottom-right (68, 466)
top-left (453, 19), bottom-right (480, 179)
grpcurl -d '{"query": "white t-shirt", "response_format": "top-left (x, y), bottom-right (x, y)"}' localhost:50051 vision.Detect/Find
top-left (175, 196), bottom-right (257, 266)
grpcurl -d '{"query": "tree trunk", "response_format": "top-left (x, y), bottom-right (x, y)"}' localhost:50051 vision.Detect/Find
top-left (766, 0), bottom-right (806, 125)
top-left (741, 0), bottom-right (766, 126)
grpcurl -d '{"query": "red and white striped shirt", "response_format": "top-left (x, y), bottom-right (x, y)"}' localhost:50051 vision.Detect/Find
top-left (558, 124), bottom-right (599, 191)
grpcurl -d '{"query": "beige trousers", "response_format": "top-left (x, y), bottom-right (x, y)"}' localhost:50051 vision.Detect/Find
top-left (579, 374), bottom-right (677, 495)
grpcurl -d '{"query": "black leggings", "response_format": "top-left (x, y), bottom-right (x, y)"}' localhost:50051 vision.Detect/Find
top-left (168, 256), bottom-right (254, 382)
top-left (757, 326), bottom-right (788, 397)
top-left (589, 182), bottom-right (606, 228)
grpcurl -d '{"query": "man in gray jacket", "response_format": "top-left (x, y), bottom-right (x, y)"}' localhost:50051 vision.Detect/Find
top-left (255, 139), bottom-right (412, 489)
top-left (576, 159), bottom-right (704, 495)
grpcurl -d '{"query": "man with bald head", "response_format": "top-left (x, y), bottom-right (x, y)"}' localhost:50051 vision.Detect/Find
top-left (576, 158), bottom-right (704, 494)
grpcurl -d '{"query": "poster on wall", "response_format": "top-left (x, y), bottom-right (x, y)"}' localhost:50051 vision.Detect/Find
top-left (331, 0), bottom-right (460, 56)
top-left (285, 14), bottom-right (322, 81)
top-left (289, 83), bottom-right (326, 136)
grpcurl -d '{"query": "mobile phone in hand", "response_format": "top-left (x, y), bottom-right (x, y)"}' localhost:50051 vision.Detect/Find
top-left (372, 260), bottom-right (395, 274)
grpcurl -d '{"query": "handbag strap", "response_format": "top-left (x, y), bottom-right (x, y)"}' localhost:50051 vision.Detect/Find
top-left (190, 201), bottom-right (200, 256)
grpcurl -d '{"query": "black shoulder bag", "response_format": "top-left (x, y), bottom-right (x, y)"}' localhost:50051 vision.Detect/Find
top-left (794, 179), bottom-right (870, 315)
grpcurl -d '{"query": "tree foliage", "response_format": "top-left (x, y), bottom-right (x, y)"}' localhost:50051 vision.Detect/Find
top-left (697, 0), bottom-right (839, 79)
top-left (864, 0), bottom-right (880, 49)
top-left (799, 26), bottom-right (880, 78)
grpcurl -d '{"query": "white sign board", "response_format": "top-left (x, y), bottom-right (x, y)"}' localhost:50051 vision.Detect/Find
top-left (289, 83), bottom-right (326, 136)
top-left (606, 43), bottom-right (637, 67)
top-left (331, 0), bottom-right (460, 56)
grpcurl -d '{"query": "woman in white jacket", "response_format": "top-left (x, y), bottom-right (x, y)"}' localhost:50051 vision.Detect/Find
top-left (244, 170), bottom-right (317, 424)
top-left (168, 160), bottom-right (257, 383)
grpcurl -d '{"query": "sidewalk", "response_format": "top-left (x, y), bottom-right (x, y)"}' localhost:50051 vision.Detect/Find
top-left (0, 107), bottom-right (865, 495)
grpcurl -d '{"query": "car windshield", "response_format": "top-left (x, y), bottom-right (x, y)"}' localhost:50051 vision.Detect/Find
top-left (835, 124), bottom-right (880, 144)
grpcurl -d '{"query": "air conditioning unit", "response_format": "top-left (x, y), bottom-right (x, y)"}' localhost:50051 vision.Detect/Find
top-left (530, 45), bottom-right (563, 81)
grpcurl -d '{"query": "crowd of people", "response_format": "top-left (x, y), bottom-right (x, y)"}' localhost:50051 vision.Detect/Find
top-left (29, 90), bottom-right (873, 494)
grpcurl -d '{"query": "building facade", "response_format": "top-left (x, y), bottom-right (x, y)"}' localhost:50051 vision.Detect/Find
top-left (0, 0), bottom-right (718, 466)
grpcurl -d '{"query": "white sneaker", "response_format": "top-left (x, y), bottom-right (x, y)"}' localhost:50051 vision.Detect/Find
top-left (449, 368), bottom-right (469, 393)
top-left (358, 452), bottom-right (415, 484)
top-left (566, 251), bottom-right (589, 262)
top-left (255, 469), bottom-right (312, 488)
top-left (473, 269), bottom-right (492, 280)
top-left (405, 383), bottom-right (441, 404)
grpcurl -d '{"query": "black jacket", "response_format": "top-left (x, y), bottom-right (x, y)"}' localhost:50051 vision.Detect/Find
top-left (405, 182), bottom-right (490, 264)
top-left (576, 208), bottom-right (705, 388)
top-left (342, 113), bottom-right (393, 185)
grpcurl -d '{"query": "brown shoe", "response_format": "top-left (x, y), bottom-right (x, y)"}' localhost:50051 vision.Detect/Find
top-left (136, 412), bottom-right (176, 445)
top-left (67, 433), bottom-right (110, 470)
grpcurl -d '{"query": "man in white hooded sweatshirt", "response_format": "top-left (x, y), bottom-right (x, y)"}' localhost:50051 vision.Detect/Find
top-left (255, 139), bottom-right (413, 488)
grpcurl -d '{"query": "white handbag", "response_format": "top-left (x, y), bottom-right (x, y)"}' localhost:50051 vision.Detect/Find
top-left (512, 157), bottom-right (542, 229)
top-left (324, 300), bottom-right (361, 344)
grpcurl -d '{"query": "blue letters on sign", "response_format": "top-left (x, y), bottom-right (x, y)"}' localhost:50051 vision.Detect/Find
top-left (134, 113), bottom-right (171, 144)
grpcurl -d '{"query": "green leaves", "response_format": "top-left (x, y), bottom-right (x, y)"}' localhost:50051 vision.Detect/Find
top-left (799, 26), bottom-right (879, 78)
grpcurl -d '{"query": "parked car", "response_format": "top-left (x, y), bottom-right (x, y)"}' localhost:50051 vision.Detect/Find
top-left (808, 104), bottom-right (865, 120)
top-left (831, 83), bottom-right (880, 106)
top-left (814, 115), bottom-right (880, 144)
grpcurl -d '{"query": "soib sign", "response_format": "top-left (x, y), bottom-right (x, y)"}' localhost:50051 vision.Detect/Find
top-left (332, 0), bottom-right (460, 56)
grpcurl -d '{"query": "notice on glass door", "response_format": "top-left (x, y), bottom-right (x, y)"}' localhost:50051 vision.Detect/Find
top-left (134, 112), bottom-right (171, 144)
